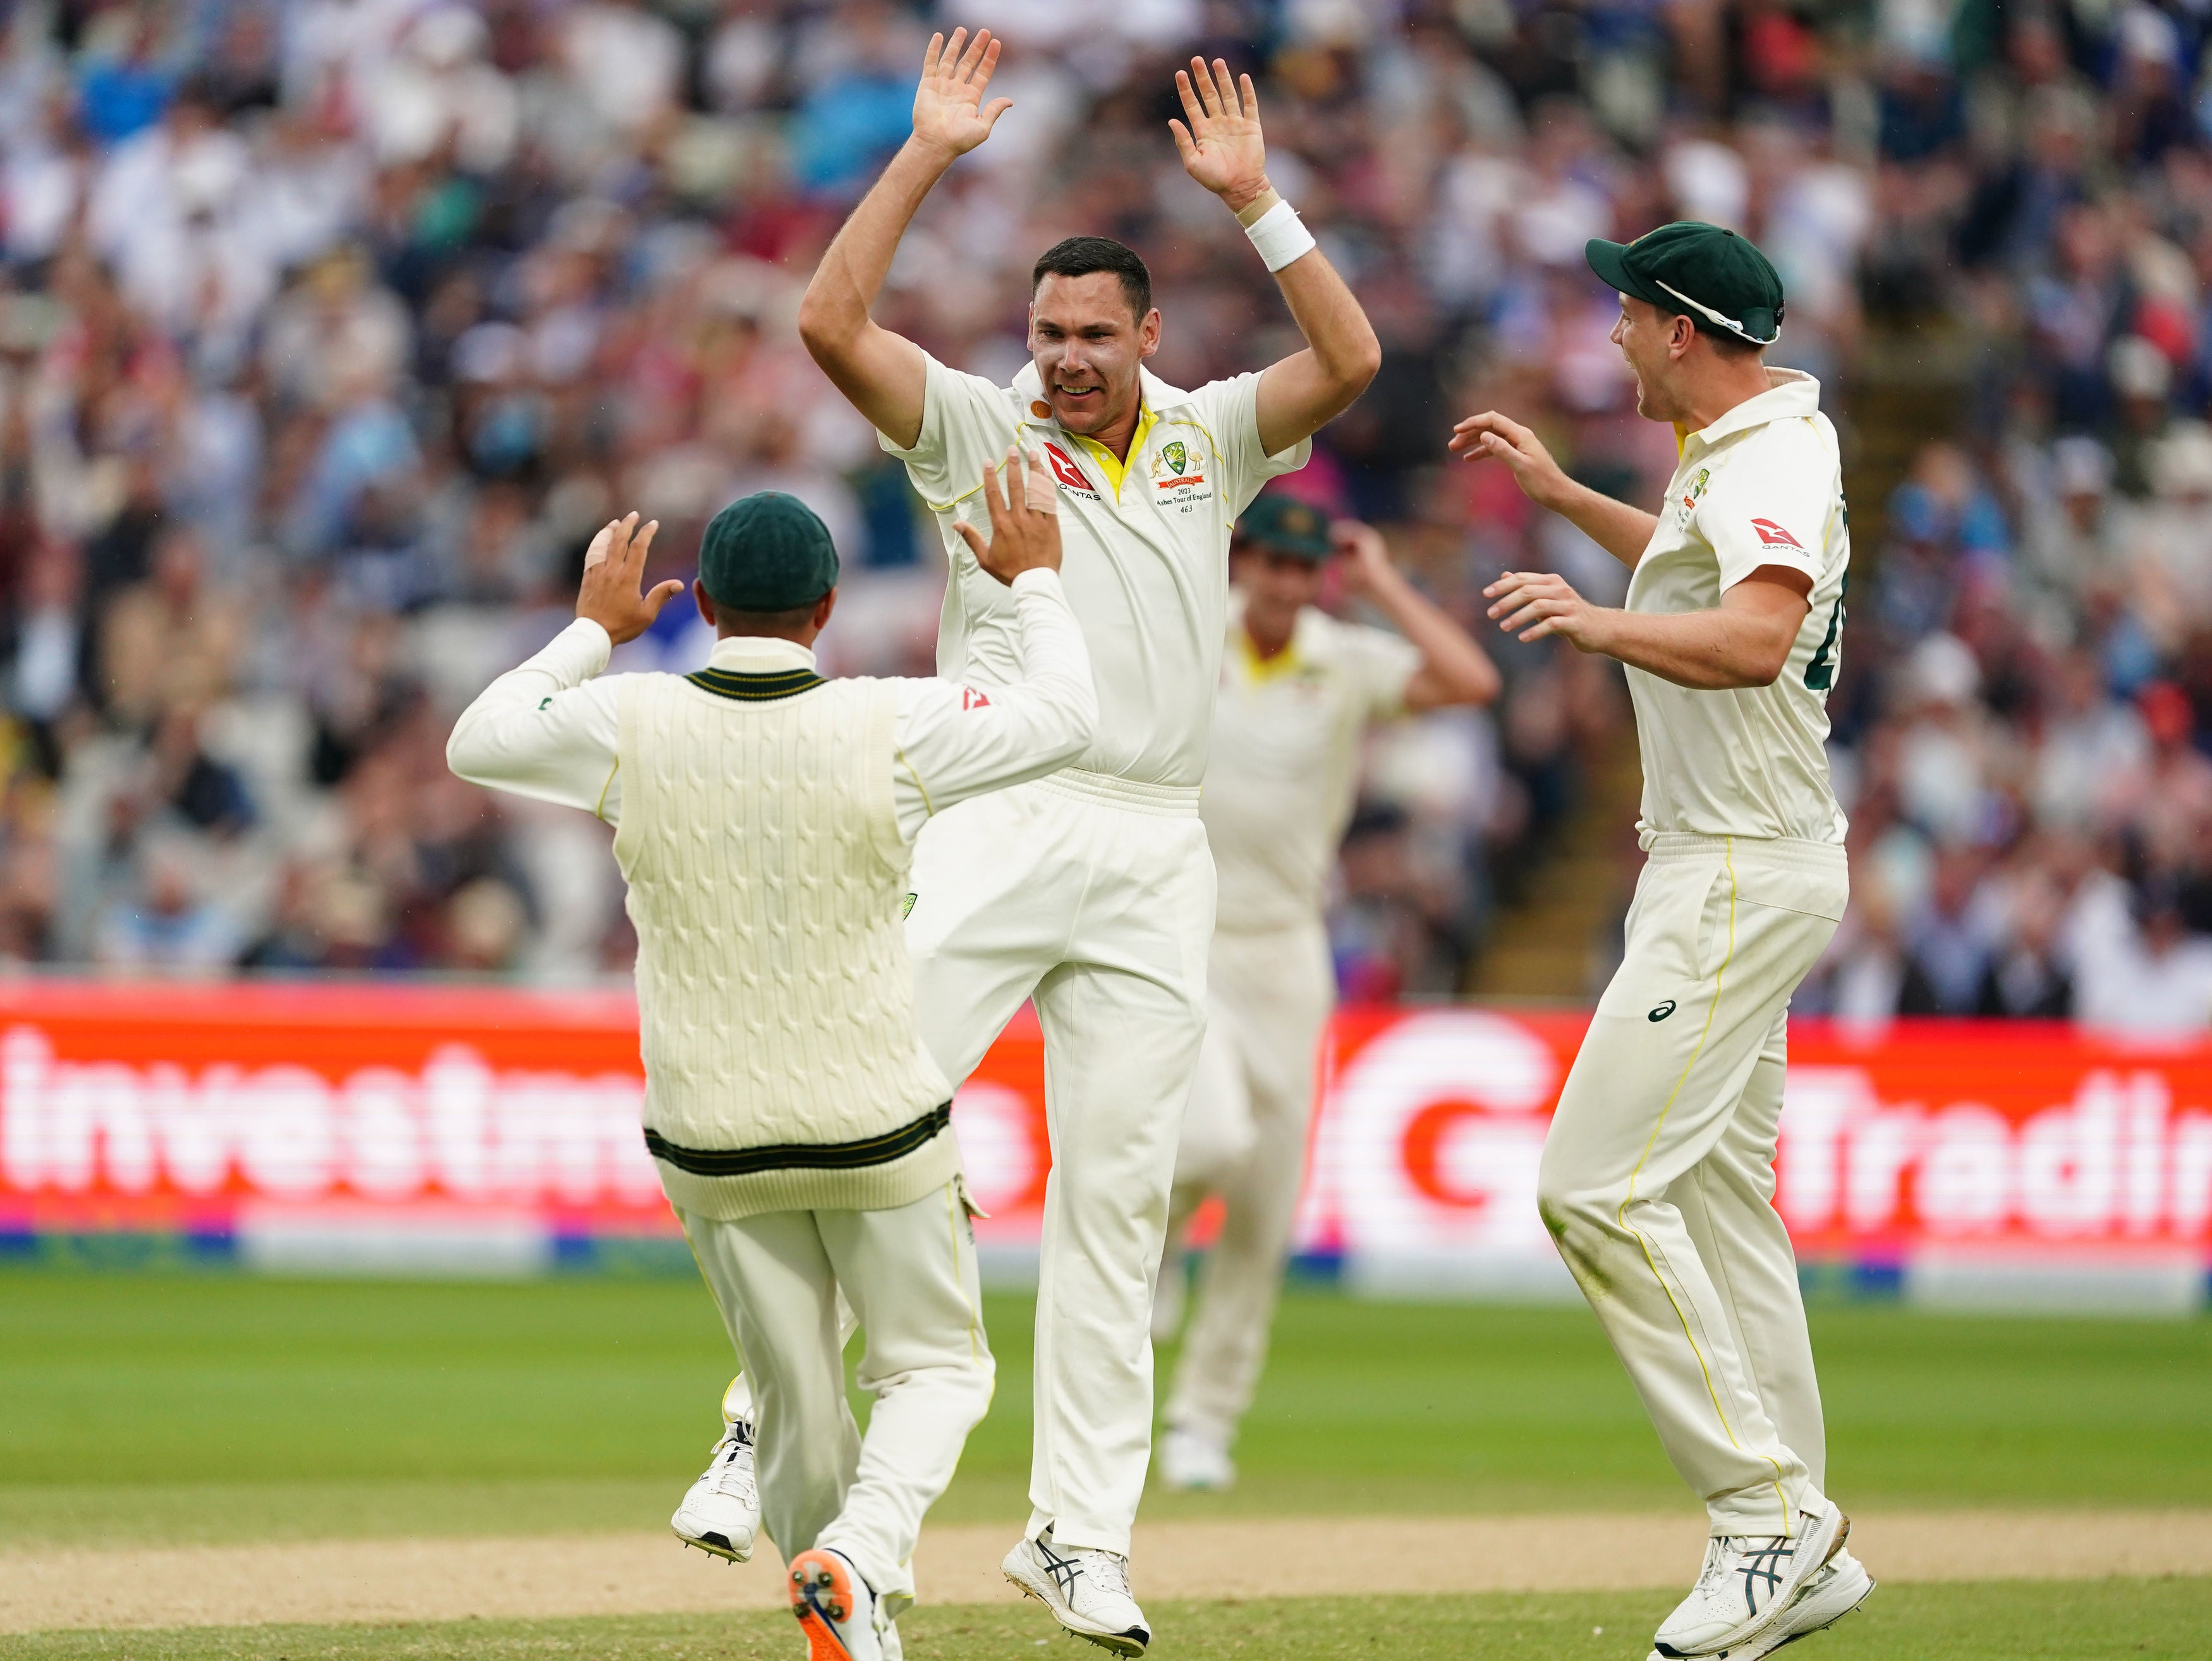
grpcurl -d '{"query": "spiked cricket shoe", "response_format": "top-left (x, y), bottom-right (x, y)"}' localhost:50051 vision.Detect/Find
top-left (789, 1547), bottom-right (880, 1661)
top-left (1644, 1547), bottom-right (1873, 1660)
top-left (1157, 1423), bottom-right (1235, 1492)
top-left (1002, 1528), bottom-right (1150, 1655)
top-left (1651, 1504), bottom-right (1849, 1657)
top-left (671, 1419), bottom-right (758, 1563)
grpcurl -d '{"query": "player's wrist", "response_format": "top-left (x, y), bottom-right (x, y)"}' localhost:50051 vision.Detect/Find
top-left (902, 131), bottom-right (963, 173)
top-left (1240, 190), bottom-right (1316, 274)
top-left (1226, 178), bottom-right (1278, 224)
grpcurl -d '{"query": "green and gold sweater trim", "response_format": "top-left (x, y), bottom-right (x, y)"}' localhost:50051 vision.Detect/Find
top-left (684, 667), bottom-right (827, 702)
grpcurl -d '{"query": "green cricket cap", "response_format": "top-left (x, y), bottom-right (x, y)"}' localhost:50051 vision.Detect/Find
top-left (1585, 221), bottom-right (1784, 347)
top-left (1236, 494), bottom-right (1334, 563)
top-left (697, 492), bottom-right (839, 612)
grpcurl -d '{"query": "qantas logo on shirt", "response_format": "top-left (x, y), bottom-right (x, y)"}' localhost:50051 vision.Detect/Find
top-left (1751, 517), bottom-right (1805, 550)
top-left (1041, 442), bottom-right (1100, 498)
top-left (959, 686), bottom-right (992, 710)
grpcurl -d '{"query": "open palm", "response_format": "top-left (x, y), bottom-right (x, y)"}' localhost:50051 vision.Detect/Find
top-left (912, 28), bottom-right (1011, 159)
top-left (1170, 58), bottom-right (1268, 210)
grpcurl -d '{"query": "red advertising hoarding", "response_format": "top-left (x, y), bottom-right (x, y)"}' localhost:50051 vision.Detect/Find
top-left (2, 985), bottom-right (2208, 1291)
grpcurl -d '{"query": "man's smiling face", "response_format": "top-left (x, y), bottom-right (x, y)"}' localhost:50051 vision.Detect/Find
top-left (1028, 271), bottom-right (1160, 439)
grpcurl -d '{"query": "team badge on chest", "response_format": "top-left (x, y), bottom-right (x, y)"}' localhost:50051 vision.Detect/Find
top-left (1152, 432), bottom-right (1212, 508)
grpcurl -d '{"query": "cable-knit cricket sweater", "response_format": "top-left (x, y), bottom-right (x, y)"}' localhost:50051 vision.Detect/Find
top-left (614, 670), bottom-right (956, 1219)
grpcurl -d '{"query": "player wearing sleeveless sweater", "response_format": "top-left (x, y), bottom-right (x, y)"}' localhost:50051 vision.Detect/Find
top-left (1453, 222), bottom-right (1871, 1661)
top-left (448, 469), bottom-right (1092, 1661)
top-left (786, 31), bottom-right (1381, 1655)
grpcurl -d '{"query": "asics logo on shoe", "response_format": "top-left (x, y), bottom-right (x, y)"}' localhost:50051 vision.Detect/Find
top-left (1737, 1537), bottom-right (1793, 1613)
top-left (1036, 1537), bottom-right (1086, 1599)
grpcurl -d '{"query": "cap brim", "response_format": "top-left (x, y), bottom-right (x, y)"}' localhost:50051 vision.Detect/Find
top-left (1243, 536), bottom-right (1331, 563)
top-left (1585, 238), bottom-right (1663, 306)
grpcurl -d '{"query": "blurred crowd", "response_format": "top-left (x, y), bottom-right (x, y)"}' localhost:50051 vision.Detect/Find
top-left (3, 0), bottom-right (2211, 1028)
top-left (1787, 0), bottom-right (2212, 1035)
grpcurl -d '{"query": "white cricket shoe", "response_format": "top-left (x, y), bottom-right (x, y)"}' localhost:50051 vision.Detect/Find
top-left (1650, 1504), bottom-right (1849, 1658)
top-left (1157, 1423), bottom-right (1235, 1492)
top-left (789, 1546), bottom-right (882, 1661)
top-left (1002, 1528), bottom-right (1152, 1655)
top-left (671, 1419), bottom-right (758, 1563)
top-left (1644, 1548), bottom-right (1873, 1660)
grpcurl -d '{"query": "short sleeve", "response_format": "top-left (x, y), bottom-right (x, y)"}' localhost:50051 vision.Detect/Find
top-left (1699, 429), bottom-right (1830, 592)
top-left (1346, 623), bottom-right (1423, 721)
top-left (1186, 370), bottom-right (1314, 517)
top-left (877, 353), bottom-right (1024, 510)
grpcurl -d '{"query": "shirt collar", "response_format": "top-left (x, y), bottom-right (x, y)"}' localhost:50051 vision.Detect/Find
top-left (1680, 367), bottom-right (1822, 456)
top-left (706, 635), bottom-right (818, 672)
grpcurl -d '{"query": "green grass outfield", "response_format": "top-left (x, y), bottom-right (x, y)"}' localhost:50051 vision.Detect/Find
top-left (2, 1270), bottom-right (2209, 1546)
top-left (7, 1581), bottom-right (2212, 1661)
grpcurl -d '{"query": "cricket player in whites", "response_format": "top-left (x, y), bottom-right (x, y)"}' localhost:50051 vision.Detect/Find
top-left (756, 28), bottom-right (1378, 1655)
top-left (1454, 222), bottom-right (1871, 1660)
top-left (448, 471), bottom-right (1095, 1661)
top-left (1152, 496), bottom-right (1499, 1489)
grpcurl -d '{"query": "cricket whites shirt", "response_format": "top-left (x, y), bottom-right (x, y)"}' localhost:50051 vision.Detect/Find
top-left (1627, 367), bottom-right (1850, 844)
top-left (882, 356), bottom-right (1313, 790)
top-left (1202, 592), bottom-right (1421, 933)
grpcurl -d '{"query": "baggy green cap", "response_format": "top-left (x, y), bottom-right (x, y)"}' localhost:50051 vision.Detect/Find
top-left (1586, 221), bottom-right (1785, 346)
top-left (697, 492), bottom-right (839, 611)
top-left (1235, 494), bottom-right (1334, 563)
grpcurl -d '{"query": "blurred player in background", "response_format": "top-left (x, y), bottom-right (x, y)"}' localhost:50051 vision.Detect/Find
top-left (780, 27), bottom-right (1378, 1654)
top-left (1150, 497), bottom-right (1499, 1490)
top-left (1455, 222), bottom-right (1871, 1661)
top-left (449, 473), bottom-right (1092, 1661)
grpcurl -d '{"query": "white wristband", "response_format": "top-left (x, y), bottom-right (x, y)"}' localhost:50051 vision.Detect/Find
top-left (1244, 198), bottom-right (1316, 274)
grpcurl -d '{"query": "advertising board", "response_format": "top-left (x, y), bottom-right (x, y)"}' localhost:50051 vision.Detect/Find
top-left (3, 985), bottom-right (2208, 1306)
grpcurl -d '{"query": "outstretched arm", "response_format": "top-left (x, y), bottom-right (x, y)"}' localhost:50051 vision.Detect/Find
top-left (1449, 411), bottom-right (1658, 569)
top-left (1171, 58), bottom-right (1380, 457)
top-left (1336, 522), bottom-right (1500, 710)
top-left (797, 28), bottom-right (1012, 449)
top-left (446, 514), bottom-right (674, 817)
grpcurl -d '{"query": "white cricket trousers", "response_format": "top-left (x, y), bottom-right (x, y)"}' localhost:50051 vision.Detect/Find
top-left (908, 770), bottom-right (1215, 1559)
top-left (679, 1181), bottom-right (994, 1612)
top-left (1161, 916), bottom-right (1334, 1444)
top-left (1538, 831), bottom-right (1847, 1537)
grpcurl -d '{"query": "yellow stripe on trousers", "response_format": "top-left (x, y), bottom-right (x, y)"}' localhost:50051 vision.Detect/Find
top-left (1613, 837), bottom-right (1792, 1533)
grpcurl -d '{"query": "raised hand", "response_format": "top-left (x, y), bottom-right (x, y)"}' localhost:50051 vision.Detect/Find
top-left (1485, 569), bottom-right (1599, 648)
top-left (912, 28), bottom-right (1012, 161)
top-left (955, 448), bottom-right (1062, 585)
top-left (1332, 520), bottom-right (1395, 597)
top-left (1170, 57), bottom-right (1270, 214)
top-left (576, 513), bottom-right (684, 645)
top-left (1449, 411), bottom-right (1575, 514)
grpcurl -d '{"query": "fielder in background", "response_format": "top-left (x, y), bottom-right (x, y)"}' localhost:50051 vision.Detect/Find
top-left (1454, 222), bottom-right (1871, 1661)
top-left (446, 470), bottom-right (1095, 1661)
top-left (788, 28), bottom-right (1379, 1654)
top-left (1151, 496), bottom-right (1498, 1491)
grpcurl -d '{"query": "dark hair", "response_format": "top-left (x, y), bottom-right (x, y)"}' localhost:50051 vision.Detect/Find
top-left (1031, 236), bottom-right (1153, 322)
top-left (1699, 322), bottom-right (1764, 359)
top-left (708, 598), bottom-right (825, 634)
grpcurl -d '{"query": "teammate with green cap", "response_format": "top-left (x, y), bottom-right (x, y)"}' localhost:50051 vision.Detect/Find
top-left (447, 463), bottom-right (1100, 1661)
top-left (1151, 495), bottom-right (1498, 1492)
top-left (1450, 222), bottom-right (1873, 1661)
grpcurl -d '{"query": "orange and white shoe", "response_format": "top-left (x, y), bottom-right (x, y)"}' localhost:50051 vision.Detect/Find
top-left (789, 1547), bottom-right (882, 1661)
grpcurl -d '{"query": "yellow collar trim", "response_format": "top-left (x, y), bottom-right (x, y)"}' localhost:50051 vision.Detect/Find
top-left (1236, 623), bottom-right (1304, 682)
top-left (1071, 405), bottom-right (1157, 499)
